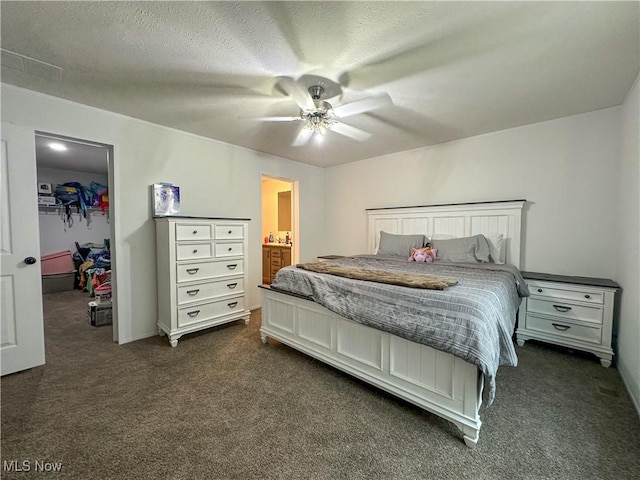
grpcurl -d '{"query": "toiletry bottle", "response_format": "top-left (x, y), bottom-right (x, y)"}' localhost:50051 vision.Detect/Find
top-left (268, 232), bottom-right (274, 243)
top-left (286, 232), bottom-right (290, 244)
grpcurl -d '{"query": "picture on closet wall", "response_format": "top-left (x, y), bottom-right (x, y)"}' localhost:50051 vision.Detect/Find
top-left (152, 183), bottom-right (181, 217)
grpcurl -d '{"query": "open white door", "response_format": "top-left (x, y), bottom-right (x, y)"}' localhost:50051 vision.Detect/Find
top-left (1, 122), bottom-right (45, 375)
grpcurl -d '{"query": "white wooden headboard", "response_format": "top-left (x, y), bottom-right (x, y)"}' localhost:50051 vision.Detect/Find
top-left (367, 200), bottom-right (526, 268)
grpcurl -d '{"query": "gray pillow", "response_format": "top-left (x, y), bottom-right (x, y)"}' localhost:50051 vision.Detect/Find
top-left (377, 231), bottom-right (426, 258)
top-left (431, 234), bottom-right (491, 263)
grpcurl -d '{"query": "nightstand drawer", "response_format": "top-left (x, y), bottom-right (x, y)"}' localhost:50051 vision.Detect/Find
top-left (527, 281), bottom-right (604, 305)
top-left (527, 297), bottom-right (603, 325)
top-left (525, 314), bottom-right (602, 345)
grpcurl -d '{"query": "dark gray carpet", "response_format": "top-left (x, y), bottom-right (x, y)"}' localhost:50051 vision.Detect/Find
top-left (2, 290), bottom-right (639, 479)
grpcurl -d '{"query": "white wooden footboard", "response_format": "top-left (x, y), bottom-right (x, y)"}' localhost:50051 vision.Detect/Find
top-left (260, 287), bottom-right (483, 447)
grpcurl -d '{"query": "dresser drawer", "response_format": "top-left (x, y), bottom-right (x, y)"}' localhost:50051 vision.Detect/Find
top-left (525, 314), bottom-right (602, 345)
top-left (176, 242), bottom-right (213, 261)
top-left (527, 297), bottom-right (603, 325)
top-left (177, 278), bottom-right (244, 305)
top-left (177, 259), bottom-right (243, 283)
top-left (215, 242), bottom-right (244, 257)
top-left (176, 224), bottom-right (213, 241)
top-left (527, 281), bottom-right (604, 305)
top-left (178, 296), bottom-right (245, 327)
top-left (215, 225), bottom-right (244, 240)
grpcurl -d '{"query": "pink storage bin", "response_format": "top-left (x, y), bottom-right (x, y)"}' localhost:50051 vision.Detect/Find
top-left (41, 250), bottom-right (75, 275)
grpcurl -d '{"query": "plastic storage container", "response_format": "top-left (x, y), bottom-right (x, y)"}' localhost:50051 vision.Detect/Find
top-left (41, 250), bottom-right (75, 275)
top-left (94, 284), bottom-right (112, 304)
top-left (42, 272), bottom-right (75, 293)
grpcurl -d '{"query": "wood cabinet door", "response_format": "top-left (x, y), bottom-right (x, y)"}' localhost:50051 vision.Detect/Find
top-left (262, 246), bottom-right (271, 284)
top-left (282, 248), bottom-right (292, 268)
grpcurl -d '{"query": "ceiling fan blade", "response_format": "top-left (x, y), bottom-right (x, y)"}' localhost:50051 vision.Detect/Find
top-left (252, 116), bottom-right (301, 122)
top-left (332, 93), bottom-right (392, 118)
top-left (275, 76), bottom-right (315, 111)
top-left (292, 127), bottom-right (314, 147)
top-left (330, 122), bottom-right (372, 142)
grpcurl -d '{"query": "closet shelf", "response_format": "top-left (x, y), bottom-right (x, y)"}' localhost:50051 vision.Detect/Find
top-left (38, 205), bottom-right (109, 212)
top-left (38, 205), bottom-right (108, 214)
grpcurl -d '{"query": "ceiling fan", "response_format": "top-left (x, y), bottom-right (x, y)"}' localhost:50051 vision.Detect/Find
top-left (257, 74), bottom-right (392, 147)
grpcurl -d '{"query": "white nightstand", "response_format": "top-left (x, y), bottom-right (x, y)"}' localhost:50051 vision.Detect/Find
top-left (516, 272), bottom-right (620, 367)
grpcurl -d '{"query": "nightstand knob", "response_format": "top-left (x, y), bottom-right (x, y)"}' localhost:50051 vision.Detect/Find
top-left (585, 294), bottom-right (590, 299)
top-left (537, 288), bottom-right (543, 293)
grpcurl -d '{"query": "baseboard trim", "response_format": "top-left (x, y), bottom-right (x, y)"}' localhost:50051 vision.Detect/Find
top-left (617, 360), bottom-right (640, 418)
top-left (118, 331), bottom-right (157, 345)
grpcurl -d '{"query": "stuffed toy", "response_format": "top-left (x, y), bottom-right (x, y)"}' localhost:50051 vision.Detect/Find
top-left (408, 247), bottom-right (437, 263)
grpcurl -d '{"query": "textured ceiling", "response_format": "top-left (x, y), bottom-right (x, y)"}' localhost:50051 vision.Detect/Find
top-left (2, 1), bottom-right (639, 168)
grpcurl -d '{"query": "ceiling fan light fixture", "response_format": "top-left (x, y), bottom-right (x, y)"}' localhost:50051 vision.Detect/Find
top-left (266, 75), bottom-right (390, 146)
top-left (300, 97), bottom-right (337, 135)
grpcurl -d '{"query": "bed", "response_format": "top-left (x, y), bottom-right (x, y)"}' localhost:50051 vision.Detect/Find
top-left (259, 200), bottom-right (527, 447)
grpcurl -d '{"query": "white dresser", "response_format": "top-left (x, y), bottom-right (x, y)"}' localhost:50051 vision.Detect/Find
top-left (516, 272), bottom-right (620, 367)
top-left (155, 216), bottom-right (251, 347)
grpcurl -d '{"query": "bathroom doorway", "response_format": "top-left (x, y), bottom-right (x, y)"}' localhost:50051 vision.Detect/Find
top-left (261, 176), bottom-right (298, 284)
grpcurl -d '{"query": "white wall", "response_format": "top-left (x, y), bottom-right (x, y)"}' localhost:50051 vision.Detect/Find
top-left (617, 74), bottom-right (640, 413)
top-left (2, 84), bottom-right (325, 344)
top-left (37, 167), bottom-right (110, 256)
top-left (324, 107), bottom-right (622, 279)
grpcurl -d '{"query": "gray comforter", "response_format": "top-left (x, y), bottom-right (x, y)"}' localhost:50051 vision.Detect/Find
top-left (270, 255), bottom-right (529, 404)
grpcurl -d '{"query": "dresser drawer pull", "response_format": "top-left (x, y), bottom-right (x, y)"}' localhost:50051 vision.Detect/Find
top-left (186, 289), bottom-right (200, 296)
top-left (227, 283), bottom-right (238, 289)
top-left (226, 264), bottom-right (237, 270)
top-left (537, 288), bottom-right (543, 293)
top-left (187, 310), bottom-right (200, 318)
top-left (186, 268), bottom-right (199, 274)
top-left (192, 249), bottom-right (198, 254)
top-left (228, 247), bottom-right (233, 252)
top-left (192, 230), bottom-right (198, 235)
top-left (552, 323), bottom-right (571, 331)
top-left (228, 230), bottom-right (232, 234)
top-left (553, 305), bottom-right (572, 312)
top-left (227, 302), bottom-right (238, 308)
top-left (584, 294), bottom-right (590, 299)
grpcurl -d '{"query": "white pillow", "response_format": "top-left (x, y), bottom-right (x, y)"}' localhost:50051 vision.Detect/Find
top-left (485, 234), bottom-right (505, 264)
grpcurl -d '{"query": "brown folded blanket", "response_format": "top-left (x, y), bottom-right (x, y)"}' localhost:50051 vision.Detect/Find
top-left (295, 262), bottom-right (458, 290)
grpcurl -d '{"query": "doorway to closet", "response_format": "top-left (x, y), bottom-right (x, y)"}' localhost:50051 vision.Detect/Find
top-left (35, 132), bottom-right (116, 342)
top-left (261, 176), bottom-right (298, 285)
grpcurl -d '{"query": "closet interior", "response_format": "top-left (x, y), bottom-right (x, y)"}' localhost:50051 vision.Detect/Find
top-left (36, 133), bottom-right (113, 328)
